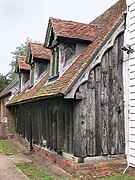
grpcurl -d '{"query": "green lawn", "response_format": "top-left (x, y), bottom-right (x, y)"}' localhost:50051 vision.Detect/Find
top-left (0, 140), bottom-right (18, 154)
top-left (16, 162), bottom-right (55, 180)
top-left (97, 174), bottom-right (135, 180)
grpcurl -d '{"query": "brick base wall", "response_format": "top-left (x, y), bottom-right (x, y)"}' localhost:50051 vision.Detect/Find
top-left (0, 122), bottom-right (8, 139)
top-left (14, 133), bottom-right (127, 178)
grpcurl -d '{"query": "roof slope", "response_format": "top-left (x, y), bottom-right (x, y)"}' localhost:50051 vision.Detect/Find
top-left (0, 76), bottom-right (19, 98)
top-left (36, 0), bottom-right (126, 97)
top-left (29, 42), bottom-right (50, 60)
top-left (9, 0), bottom-right (126, 105)
top-left (16, 56), bottom-right (30, 71)
top-left (9, 73), bottom-right (50, 104)
top-left (46, 17), bottom-right (97, 42)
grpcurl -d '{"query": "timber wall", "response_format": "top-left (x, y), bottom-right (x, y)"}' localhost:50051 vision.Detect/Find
top-left (16, 98), bottom-right (73, 155)
top-left (16, 33), bottom-right (125, 159)
top-left (73, 33), bottom-right (125, 158)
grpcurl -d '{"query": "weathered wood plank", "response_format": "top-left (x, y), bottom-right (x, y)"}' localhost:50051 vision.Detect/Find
top-left (95, 66), bottom-right (102, 155)
top-left (101, 52), bottom-right (109, 155)
top-left (52, 105), bottom-right (57, 151)
top-left (73, 100), bottom-right (81, 157)
top-left (69, 101), bottom-right (73, 154)
top-left (108, 36), bottom-right (119, 155)
top-left (86, 69), bottom-right (96, 156)
top-left (57, 101), bottom-right (64, 153)
top-left (64, 102), bottom-right (69, 153)
top-left (117, 33), bottom-right (125, 154)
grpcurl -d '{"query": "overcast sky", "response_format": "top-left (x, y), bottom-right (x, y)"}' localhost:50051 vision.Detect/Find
top-left (0, 0), bottom-right (118, 75)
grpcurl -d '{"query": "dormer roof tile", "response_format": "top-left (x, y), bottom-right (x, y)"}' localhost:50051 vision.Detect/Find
top-left (16, 56), bottom-right (30, 71)
top-left (8, 0), bottom-right (126, 105)
top-left (29, 42), bottom-right (50, 60)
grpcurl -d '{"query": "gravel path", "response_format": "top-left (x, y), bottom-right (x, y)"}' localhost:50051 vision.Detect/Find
top-left (0, 153), bottom-right (29, 180)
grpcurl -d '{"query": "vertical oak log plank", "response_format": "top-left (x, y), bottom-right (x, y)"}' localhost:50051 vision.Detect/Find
top-left (73, 100), bottom-right (82, 157)
top-left (52, 104), bottom-right (57, 151)
top-left (79, 83), bottom-right (87, 157)
top-left (46, 103), bottom-right (50, 148)
top-left (87, 69), bottom-right (96, 156)
top-left (57, 101), bottom-right (64, 153)
top-left (117, 33), bottom-right (125, 154)
top-left (49, 104), bottom-right (53, 149)
top-left (108, 37), bottom-right (119, 155)
top-left (69, 101), bottom-right (73, 154)
top-left (95, 66), bottom-right (102, 155)
top-left (101, 52), bottom-right (109, 155)
top-left (41, 103), bottom-right (46, 146)
top-left (64, 102), bottom-right (69, 153)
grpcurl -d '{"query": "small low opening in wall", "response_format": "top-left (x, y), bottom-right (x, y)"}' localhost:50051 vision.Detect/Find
top-left (57, 151), bottom-right (62, 156)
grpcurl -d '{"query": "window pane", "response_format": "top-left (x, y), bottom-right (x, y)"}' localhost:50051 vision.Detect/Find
top-left (38, 62), bottom-right (47, 77)
top-left (65, 45), bottom-right (75, 62)
top-left (24, 73), bottom-right (29, 84)
top-left (52, 50), bottom-right (55, 76)
top-left (56, 47), bottom-right (59, 74)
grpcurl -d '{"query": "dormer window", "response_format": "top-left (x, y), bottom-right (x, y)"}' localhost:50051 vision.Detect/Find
top-left (16, 56), bottom-right (30, 92)
top-left (45, 17), bottom-right (94, 80)
top-left (27, 42), bottom-right (50, 87)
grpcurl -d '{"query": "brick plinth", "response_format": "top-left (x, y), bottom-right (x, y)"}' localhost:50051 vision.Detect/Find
top-left (14, 133), bottom-right (127, 178)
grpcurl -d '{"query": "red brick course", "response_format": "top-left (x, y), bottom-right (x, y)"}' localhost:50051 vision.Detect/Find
top-left (14, 133), bottom-right (127, 178)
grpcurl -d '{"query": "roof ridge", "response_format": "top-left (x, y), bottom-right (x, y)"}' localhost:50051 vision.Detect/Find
top-left (30, 42), bottom-right (43, 45)
top-left (91, 0), bottom-right (126, 25)
top-left (50, 16), bottom-right (90, 26)
top-left (9, 0), bottom-right (126, 105)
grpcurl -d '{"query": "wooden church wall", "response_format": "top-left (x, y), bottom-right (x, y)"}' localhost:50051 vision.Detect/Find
top-left (73, 33), bottom-right (125, 158)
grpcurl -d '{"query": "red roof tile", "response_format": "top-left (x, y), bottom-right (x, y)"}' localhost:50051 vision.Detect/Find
top-left (16, 56), bottom-right (30, 71)
top-left (8, 0), bottom-right (126, 105)
top-left (9, 73), bottom-right (49, 104)
top-left (45, 18), bottom-right (97, 47)
top-left (35, 0), bottom-right (126, 97)
top-left (29, 42), bottom-right (50, 60)
top-left (51, 18), bottom-right (97, 41)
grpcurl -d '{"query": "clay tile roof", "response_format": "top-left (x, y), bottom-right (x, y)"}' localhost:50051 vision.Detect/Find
top-left (30, 42), bottom-right (50, 60)
top-left (8, 0), bottom-right (126, 105)
top-left (16, 56), bottom-right (30, 71)
top-left (50, 17), bottom-right (97, 42)
top-left (8, 72), bottom-right (49, 104)
top-left (35, 0), bottom-right (126, 97)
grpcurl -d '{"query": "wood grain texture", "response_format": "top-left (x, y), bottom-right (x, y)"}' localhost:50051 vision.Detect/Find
top-left (73, 33), bottom-right (125, 157)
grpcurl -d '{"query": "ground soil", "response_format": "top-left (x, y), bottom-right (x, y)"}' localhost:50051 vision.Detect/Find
top-left (0, 153), bottom-right (29, 180)
top-left (1, 138), bottom-right (135, 180)
top-left (9, 139), bottom-right (72, 180)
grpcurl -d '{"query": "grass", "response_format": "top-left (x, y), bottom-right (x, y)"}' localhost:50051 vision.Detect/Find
top-left (16, 162), bottom-right (55, 180)
top-left (97, 174), bottom-right (135, 180)
top-left (0, 140), bottom-right (18, 154)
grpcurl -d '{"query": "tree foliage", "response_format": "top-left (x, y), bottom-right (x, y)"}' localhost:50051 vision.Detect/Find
top-left (0, 38), bottom-right (34, 92)
top-left (0, 74), bottom-right (10, 93)
top-left (7, 37), bottom-right (31, 80)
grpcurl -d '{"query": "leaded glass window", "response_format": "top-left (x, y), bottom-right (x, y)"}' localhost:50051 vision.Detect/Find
top-left (24, 73), bottom-right (29, 84)
top-left (65, 45), bottom-right (75, 62)
top-left (37, 62), bottom-right (47, 78)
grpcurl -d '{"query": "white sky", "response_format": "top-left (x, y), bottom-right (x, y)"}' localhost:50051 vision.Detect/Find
top-left (0, 0), bottom-right (118, 75)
